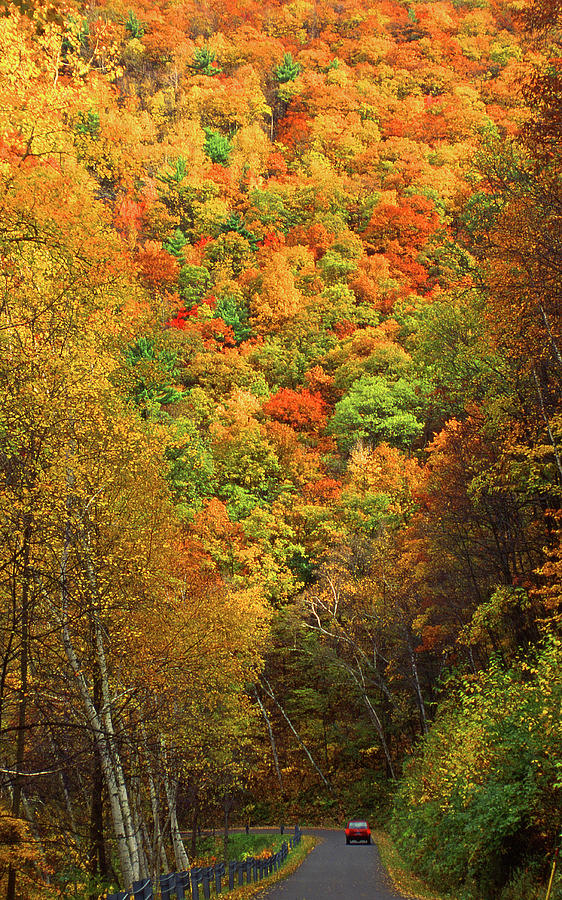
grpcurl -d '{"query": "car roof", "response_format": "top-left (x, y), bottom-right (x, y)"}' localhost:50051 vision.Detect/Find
top-left (347, 820), bottom-right (368, 826)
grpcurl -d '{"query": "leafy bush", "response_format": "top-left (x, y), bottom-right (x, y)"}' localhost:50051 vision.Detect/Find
top-left (391, 637), bottom-right (562, 899)
top-left (179, 264), bottom-right (212, 304)
top-left (329, 374), bottom-right (424, 453)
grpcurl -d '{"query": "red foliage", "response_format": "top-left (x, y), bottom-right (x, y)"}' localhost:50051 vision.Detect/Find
top-left (262, 388), bottom-right (328, 432)
top-left (167, 303), bottom-right (198, 330)
top-left (333, 320), bottom-right (357, 338)
top-left (287, 223), bottom-right (334, 260)
top-left (115, 194), bottom-right (147, 242)
top-left (303, 366), bottom-right (338, 403)
top-left (276, 108), bottom-right (311, 151)
top-left (366, 195), bottom-right (439, 249)
top-left (266, 151), bottom-right (288, 177)
top-left (259, 231), bottom-right (285, 251)
top-left (196, 318), bottom-right (236, 348)
top-left (303, 477), bottom-right (342, 502)
top-left (206, 163), bottom-right (232, 186)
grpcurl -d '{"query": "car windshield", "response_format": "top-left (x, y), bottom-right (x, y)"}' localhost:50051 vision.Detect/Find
top-left (348, 821), bottom-right (367, 828)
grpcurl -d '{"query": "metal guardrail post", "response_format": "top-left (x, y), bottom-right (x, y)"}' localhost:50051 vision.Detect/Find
top-left (191, 867), bottom-right (201, 900)
top-left (175, 871), bottom-right (189, 900)
top-left (215, 861), bottom-right (224, 893)
top-left (159, 873), bottom-right (175, 900)
top-left (228, 861), bottom-right (236, 890)
top-left (107, 893), bottom-right (129, 900)
top-left (201, 867), bottom-right (211, 900)
top-left (133, 879), bottom-right (153, 900)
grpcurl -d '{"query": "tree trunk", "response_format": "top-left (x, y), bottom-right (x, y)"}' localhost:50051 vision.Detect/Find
top-left (223, 795), bottom-right (232, 864)
top-left (93, 623), bottom-right (141, 878)
top-left (253, 689), bottom-right (283, 790)
top-left (162, 761), bottom-right (190, 871)
top-left (346, 663), bottom-right (396, 780)
top-left (261, 678), bottom-right (331, 790)
top-left (59, 564), bottom-right (136, 889)
top-left (89, 743), bottom-right (107, 881)
top-left (6, 520), bottom-right (32, 900)
top-left (140, 726), bottom-right (169, 877)
top-left (402, 622), bottom-right (428, 735)
top-left (190, 795), bottom-right (199, 861)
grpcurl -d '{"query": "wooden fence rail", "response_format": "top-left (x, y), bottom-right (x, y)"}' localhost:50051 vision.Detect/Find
top-left (108, 826), bottom-right (302, 900)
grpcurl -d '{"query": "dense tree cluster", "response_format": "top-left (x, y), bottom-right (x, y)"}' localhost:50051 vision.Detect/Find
top-left (0, 0), bottom-right (560, 898)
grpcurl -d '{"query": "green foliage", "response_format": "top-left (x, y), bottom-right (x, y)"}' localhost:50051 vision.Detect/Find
top-left (391, 637), bottom-right (562, 899)
top-left (204, 128), bottom-right (233, 165)
top-left (203, 233), bottom-right (254, 276)
top-left (161, 157), bottom-right (189, 185)
top-left (215, 426), bottom-right (282, 506)
top-left (75, 109), bottom-right (100, 138)
top-left (125, 10), bottom-right (144, 39)
top-left (215, 292), bottom-right (253, 343)
top-left (124, 337), bottom-right (182, 413)
top-left (318, 248), bottom-right (358, 284)
top-left (53, 865), bottom-right (112, 900)
top-left (275, 52), bottom-right (302, 84)
top-left (191, 46), bottom-right (222, 76)
top-left (165, 228), bottom-right (188, 259)
top-left (398, 290), bottom-right (499, 420)
top-left (195, 831), bottom-right (287, 862)
top-left (164, 417), bottom-right (216, 517)
top-left (178, 264), bottom-right (212, 305)
top-left (329, 374), bottom-right (424, 453)
top-left (248, 188), bottom-right (312, 232)
top-left (219, 214), bottom-right (258, 250)
top-left (250, 324), bottom-right (338, 389)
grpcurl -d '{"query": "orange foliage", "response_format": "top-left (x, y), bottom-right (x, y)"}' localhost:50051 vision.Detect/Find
top-left (136, 242), bottom-right (179, 287)
top-left (263, 388), bottom-right (328, 432)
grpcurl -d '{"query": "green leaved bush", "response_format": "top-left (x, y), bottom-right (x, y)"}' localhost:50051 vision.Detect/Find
top-left (164, 416), bottom-right (216, 518)
top-left (329, 374), bottom-right (424, 453)
top-left (178, 264), bottom-right (212, 305)
top-left (214, 290), bottom-right (253, 343)
top-left (123, 336), bottom-right (182, 414)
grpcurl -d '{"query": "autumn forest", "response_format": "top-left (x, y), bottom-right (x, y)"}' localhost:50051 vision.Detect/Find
top-left (0, 0), bottom-right (560, 897)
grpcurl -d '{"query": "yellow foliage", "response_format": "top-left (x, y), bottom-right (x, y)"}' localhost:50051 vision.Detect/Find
top-left (251, 252), bottom-right (302, 330)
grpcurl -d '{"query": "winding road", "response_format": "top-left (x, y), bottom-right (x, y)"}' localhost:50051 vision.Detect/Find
top-left (261, 828), bottom-right (408, 900)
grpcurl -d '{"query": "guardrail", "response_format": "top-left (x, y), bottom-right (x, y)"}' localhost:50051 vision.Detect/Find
top-left (108, 826), bottom-right (302, 900)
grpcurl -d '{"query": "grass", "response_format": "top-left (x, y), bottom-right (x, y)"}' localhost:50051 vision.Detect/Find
top-left (373, 829), bottom-right (458, 900)
top-left (217, 835), bottom-right (316, 900)
top-left (192, 832), bottom-right (290, 866)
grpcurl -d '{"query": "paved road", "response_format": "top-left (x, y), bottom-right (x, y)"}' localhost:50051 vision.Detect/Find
top-left (261, 828), bottom-right (408, 900)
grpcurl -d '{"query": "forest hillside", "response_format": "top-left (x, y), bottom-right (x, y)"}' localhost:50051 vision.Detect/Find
top-left (0, 0), bottom-right (560, 898)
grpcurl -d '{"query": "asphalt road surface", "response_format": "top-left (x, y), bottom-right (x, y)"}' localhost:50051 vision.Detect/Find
top-left (261, 828), bottom-right (408, 900)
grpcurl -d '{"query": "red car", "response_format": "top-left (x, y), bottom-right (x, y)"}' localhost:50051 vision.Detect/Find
top-left (345, 819), bottom-right (371, 844)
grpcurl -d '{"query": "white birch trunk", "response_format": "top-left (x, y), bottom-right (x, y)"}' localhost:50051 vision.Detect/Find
top-left (140, 726), bottom-right (169, 876)
top-left (161, 747), bottom-right (190, 872)
top-left (59, 517), bottom-right (138, 886)
top-left (91, 612), bottom-right (142, 881)
top-left (60, 620), bottom-right (136, 887)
